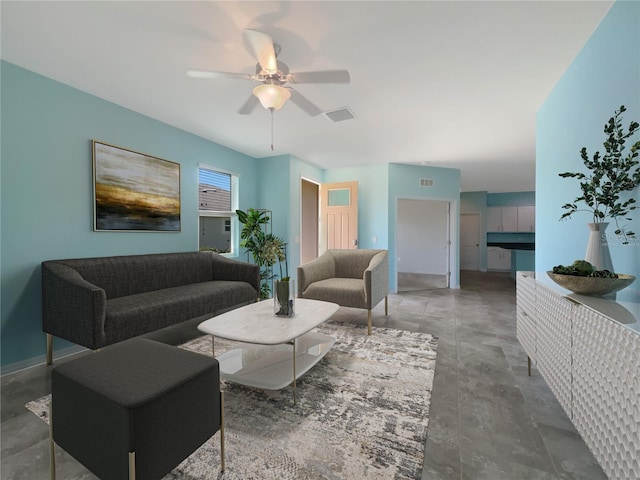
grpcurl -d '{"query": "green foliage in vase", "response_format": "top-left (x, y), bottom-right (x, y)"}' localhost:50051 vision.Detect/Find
top-left (236, 208), bottom-right (287, 298)
top-left (559, 105), bottom-right (640, 244)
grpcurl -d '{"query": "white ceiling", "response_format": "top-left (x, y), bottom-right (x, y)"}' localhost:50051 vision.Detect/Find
top-left (1, 1), bottom-right (613, 192)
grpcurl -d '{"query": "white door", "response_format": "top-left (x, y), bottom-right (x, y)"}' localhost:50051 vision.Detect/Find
top-left (460, 213), bottom-right (480, 270)
top-left (319, 181), bottom-right (358, 252)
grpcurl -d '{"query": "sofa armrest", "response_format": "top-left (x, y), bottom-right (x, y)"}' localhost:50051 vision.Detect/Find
top-left (210, 254), bottom-right (260, 296)
top-left (42, 262), bottom-right (107, 349)
top-left (297, 253), bottom-right (336, 296)
top-left (363, 251), bottom-right (389, 308)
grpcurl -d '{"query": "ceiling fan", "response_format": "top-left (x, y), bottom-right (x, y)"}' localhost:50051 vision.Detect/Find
top-left (186, 29), bottom-right (350, 116)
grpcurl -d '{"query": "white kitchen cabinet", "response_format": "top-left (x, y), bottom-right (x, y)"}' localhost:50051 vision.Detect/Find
top-left (486, 206), bottom-right (518, 232)
top-left (487, 247), bottom-right (511, 270)
top-left (516, 272), bottom-right (640, 480)
top-left (487, 207), bottom-right (502, 232)
top-left (517, 206), bottom-right (535, 232)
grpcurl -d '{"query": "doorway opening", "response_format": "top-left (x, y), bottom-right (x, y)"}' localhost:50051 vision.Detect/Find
top-left (396, 198), bottom-right (450, 292)
top-left (300, 178), bottom-right (319, 265)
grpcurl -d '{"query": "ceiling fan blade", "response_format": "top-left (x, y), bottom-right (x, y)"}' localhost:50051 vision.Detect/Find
top-left (238, 95), bottom-right (260, 115)
top-left (243, 29), bottom-right (277, 74)
top-left (186, 69), bottom-right (252, 80)
top-left (289, 89), bottom-right (322, 116)
top-left (290, 70), bottom-right (351, 84)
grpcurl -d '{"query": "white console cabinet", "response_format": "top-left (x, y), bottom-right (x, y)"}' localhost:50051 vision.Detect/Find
top-left (516, 271), bottom-right (639, 479)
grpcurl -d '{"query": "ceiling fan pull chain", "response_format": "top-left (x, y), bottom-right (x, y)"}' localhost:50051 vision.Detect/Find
top-left (270, 108), bottom-right (275, 151)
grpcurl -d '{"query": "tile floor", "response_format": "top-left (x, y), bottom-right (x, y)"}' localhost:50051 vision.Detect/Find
top-left (0, 271), bottom-right (606, 479)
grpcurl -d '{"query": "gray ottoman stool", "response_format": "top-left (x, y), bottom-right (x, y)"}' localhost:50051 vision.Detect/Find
top-left (50, 338), bottom-right (224, 479)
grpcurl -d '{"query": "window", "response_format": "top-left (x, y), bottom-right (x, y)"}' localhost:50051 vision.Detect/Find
top-left (198, 166), bottom-right (238, 255)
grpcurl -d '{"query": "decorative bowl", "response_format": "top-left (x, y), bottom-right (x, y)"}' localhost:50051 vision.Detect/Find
top-left (546, 272), bottom-right (636, 296)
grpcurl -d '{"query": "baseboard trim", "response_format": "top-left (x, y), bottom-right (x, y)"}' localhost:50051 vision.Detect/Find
top-left (1, 345), bottom-right (87, 376)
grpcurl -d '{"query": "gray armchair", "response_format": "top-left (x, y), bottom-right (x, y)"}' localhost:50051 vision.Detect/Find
top-left (297, 249), bottom-right (389, 335)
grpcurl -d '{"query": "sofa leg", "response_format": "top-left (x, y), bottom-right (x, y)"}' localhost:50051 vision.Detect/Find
top-left (46, 334), bottom-right (53, 366)
top-left (367, 310), bottom-right (372, 336)
top-left (129, 451), bottom-right (136, 480)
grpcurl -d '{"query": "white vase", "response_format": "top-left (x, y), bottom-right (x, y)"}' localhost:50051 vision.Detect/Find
top-left (585, 222), bottom-right (614, 272)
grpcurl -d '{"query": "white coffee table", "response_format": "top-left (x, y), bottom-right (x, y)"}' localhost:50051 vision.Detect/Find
top-left (198, 298), bottom-right (339, 403)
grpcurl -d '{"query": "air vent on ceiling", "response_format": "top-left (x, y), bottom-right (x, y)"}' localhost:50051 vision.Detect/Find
top-left (420, 178), bottom-right (434, 187)
top-left (323, 107), bottom-right (356, 123)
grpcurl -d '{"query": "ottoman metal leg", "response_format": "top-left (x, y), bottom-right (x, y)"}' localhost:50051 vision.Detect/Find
top-left (220, 391), bottom-right (225, 472)
top-left (49, 403), bottom-right (55, 480)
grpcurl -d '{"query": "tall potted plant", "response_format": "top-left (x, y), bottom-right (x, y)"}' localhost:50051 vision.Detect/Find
top-left (237, 208), bottom-right (287, 299)
top-left (559, 105), bottom-right (640, 270)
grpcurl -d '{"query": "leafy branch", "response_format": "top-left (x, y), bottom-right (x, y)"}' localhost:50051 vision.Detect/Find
top-left (559, 105), bottom-right (640, 244)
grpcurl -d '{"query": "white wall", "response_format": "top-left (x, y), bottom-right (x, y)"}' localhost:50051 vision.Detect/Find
top-left (397, 199), bottom-right (449, 275)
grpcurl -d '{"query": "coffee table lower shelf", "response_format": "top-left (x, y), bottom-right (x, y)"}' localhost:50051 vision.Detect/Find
top-left (216, 331), bottom-right (335, 391)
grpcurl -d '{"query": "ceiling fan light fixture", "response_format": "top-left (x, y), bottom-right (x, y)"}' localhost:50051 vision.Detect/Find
top-left (252, 84), bottom-right (291, 111)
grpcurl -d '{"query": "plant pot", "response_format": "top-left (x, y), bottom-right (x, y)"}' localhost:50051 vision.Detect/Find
top-left (585, 222), bottom-right (614, 272)
top-left (274, 279), bottom-right (295, 317)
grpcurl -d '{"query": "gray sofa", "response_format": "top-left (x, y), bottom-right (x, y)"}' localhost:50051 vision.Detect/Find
top-left (42, 251), bottom-right (259, 364)
top-left (297, 249), bottom-right (389, 335)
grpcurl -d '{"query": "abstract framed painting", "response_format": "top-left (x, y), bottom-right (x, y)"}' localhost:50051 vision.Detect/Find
top-left (92, 141), bottom-right (181, 231)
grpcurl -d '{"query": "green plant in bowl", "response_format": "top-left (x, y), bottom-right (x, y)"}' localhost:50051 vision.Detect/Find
top-left (547, 259), bottom-right (635, 296)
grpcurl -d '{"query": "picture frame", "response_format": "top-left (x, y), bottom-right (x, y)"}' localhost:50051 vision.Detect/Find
top-left (92, 140), bottom-right (181, 231)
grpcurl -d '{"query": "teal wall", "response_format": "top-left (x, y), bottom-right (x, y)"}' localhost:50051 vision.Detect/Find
top-left (388, 163), bottom-right (461, 291)
top-left (487, 192), bottom-right (535, 207)
top-left (536, 1), bottom-right (640, 302)
top-left (1, 61), bottom-right (260, 368)
top-left (257, 154), bottom-right (291, 242)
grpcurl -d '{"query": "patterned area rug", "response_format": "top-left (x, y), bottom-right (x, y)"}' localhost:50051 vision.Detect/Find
top-left (27, 322), bottom-right (438, 479)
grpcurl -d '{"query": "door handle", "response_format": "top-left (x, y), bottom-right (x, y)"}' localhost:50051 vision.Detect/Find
top-left (353, 239), bottom-right (358, 246)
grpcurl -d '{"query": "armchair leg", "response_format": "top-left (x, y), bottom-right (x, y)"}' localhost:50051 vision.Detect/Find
top-left (367, 310), bottom-right (372, 336)
top-left (46, 334), bottom-right (53, 365)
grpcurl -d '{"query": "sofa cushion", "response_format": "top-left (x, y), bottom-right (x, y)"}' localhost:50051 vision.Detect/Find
top-left (104, 280), bottom-right (256, 344)
top-left (58, 252), bottom-right (215, 299)
top-left (303, 278), bottom-right (366, 309)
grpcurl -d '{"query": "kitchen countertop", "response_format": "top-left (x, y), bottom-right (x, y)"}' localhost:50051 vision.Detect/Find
top-left (487, 242), bottom-right (535, 251)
